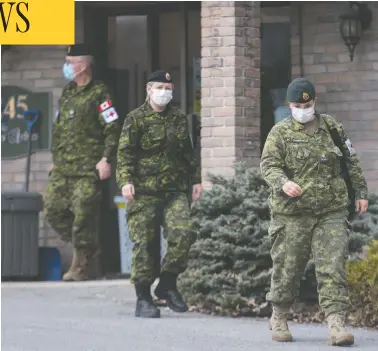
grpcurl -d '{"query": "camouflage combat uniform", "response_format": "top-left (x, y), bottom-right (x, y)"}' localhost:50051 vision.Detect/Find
top-left (116, 102), bottom-right (201, 286)
top-left (261, 114), bottom-right (368, 317)
top-left (45, 80), bottom-right (120, 257)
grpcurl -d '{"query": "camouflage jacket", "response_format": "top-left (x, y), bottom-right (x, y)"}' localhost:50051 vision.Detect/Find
top-left (52, 80), bottom-right (120, 176)
top-left (260, 114), bottom-right (368, 215)
top-left (116, 102), bottom-right (201, 194)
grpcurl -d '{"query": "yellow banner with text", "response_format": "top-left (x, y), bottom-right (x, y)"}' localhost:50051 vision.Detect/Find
top-left (0, 0), bottom-right (75, 44)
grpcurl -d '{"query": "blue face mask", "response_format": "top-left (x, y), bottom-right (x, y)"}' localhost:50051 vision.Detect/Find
top-left (62, 63), bottom-right (75, 81)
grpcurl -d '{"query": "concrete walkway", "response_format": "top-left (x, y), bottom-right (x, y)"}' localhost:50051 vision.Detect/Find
top-left (2, 280), bottom-right (377, 351)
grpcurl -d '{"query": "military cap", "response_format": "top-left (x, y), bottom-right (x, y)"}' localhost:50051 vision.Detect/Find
top-left (147, 70), bottom-right (172, 84)
top-left (286, 78), bottom-right (316, 103)
top-left (66, 44), bottom-right (93, 57)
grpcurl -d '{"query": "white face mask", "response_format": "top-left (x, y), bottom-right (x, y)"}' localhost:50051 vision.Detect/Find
top-left (291, 105), bottom-right (315, 124)
top-left (150, 89), bottom-right (173, 106)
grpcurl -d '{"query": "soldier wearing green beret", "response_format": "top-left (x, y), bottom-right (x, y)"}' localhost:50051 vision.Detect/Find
top-left (260, 78), bottom-right (368, 346)
top-left (44, 44), bottom-right (120, 281)
top-left (116, 70), bottom-right (202, 318)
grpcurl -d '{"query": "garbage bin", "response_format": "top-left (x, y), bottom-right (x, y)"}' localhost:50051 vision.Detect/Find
top-left (1, 192), bottom-right (43, 278)
top-left (114, 196), bottom-right (166, 275)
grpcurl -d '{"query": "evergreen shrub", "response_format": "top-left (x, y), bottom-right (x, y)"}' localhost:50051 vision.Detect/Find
top-left (179, 163), bottom-right (271, 316)
top-left (346, 240), bottom-right (378, 329)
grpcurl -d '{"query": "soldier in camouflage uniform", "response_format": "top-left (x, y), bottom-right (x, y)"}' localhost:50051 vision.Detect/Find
top-left (261, 78), bottom-right (368, 346)
top-left (44, 44), bottom-right (120, 281)
top-left (116, 70), bottom-right (202, 318)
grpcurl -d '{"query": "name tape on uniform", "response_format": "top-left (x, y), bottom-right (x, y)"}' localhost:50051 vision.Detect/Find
top-left (98, 100), bottom-right (119, 124)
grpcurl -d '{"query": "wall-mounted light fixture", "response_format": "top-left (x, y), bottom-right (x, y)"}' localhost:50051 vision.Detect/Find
top-left (339, 2), bottom-right (372, 62)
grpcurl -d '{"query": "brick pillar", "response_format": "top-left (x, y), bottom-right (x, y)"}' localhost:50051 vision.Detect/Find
top-left (201, 1), bottom-right (261, 185)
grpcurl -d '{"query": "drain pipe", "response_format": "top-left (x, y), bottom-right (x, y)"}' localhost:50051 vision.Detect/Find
top-left (298, 3), bottom-right (304, 77)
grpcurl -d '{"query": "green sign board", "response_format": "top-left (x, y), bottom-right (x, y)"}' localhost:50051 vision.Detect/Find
top-left (1, 86), bottom-right (52, 159)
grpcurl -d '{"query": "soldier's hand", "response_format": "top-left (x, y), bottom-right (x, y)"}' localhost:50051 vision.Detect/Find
top-left (122, 183), bottom-right (135, 201)
top-left (96, 157), bottom-right (111, 180)
top-left (282, 181), bottom-right (303, 198)
top-left (355, 199), bottom-right (368, 216)
top-left (192, 184), bottom-right (203, 201)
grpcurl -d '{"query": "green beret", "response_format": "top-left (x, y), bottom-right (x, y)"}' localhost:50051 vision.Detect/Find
top-left (147, 70), bottom-right (172, 84)
top-left (286, 78), bottom-right (316, 103)
top-left (66, 44), bottom-right (92, 57)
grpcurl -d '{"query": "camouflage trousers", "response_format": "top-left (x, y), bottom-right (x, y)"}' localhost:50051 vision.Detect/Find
top-left (44, 172), bottom-right (102, 256)
top-left (266, 210), bottom-right (351, 317)
top-left (126, 192), bottom-right (196, 286)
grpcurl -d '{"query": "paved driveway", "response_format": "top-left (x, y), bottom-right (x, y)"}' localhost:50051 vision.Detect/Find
top-left (2, 280), bottom-right (377, 351)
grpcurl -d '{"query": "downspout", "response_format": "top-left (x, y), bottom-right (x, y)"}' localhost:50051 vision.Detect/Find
top-left (298, 3), bottom-right (304, 77)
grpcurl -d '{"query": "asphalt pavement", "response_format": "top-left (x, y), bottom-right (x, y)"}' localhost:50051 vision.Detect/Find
top-left (2, 280), bottom-right (378, 351)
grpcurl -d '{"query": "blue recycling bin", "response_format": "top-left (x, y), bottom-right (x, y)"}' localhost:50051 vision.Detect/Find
top-left (39, 247), bottom-right (62, 281)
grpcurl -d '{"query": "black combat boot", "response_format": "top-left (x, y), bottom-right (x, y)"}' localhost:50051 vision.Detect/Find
top-left (135, 284), bottom-right (161, 318)
top-left (154, 272), bottom-right (188, 313)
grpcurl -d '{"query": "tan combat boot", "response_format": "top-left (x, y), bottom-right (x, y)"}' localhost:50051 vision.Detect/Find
top-left (62, 250), bottom-right (89, 281)
top-left (327, 314), bottom-right (354, 346)
top-left (269, 305), bottom-right (293, 342)
top-left (62, 250), bottom-right (79, 281)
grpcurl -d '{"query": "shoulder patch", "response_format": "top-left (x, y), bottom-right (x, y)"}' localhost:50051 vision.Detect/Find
top-left (98, 100), bottom-right (112, 112)
top-left (345, 139), bottom-right (356, 156)
top-left (101, 107), bottom-right (119, 123)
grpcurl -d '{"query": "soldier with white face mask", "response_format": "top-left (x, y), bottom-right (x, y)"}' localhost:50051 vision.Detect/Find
top-left (116, 70), bottom-right (202, 318)
top-left (261, 78), bottom-right (368, 346)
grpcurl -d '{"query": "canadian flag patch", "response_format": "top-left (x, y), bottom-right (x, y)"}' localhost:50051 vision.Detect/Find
top-left (101, 107), bottom-right (119, 123)
top-left (98, 100), bottom-right (112, 112)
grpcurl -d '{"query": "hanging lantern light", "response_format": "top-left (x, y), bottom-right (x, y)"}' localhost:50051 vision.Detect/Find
top-left (339, 2), bottom-right (372, 62)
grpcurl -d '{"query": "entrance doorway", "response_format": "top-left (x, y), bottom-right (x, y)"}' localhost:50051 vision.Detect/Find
top-left (260, 21), bottom-right (291, 150)
top-left (82, 1), bottom-right (201, 276)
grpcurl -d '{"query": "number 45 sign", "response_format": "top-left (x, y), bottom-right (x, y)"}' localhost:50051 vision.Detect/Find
top-left (2, 94), bottom-right (28, 119)
top-left (1, 86), bottom-right (52, 159)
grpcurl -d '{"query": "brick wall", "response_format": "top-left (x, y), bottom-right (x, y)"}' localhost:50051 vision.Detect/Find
top-left (291, 1), bottom-right (378, 191)
top-left (1, 3), bottom-right (84, 271)
top-left (200, 1), bottom-right (260, 185)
